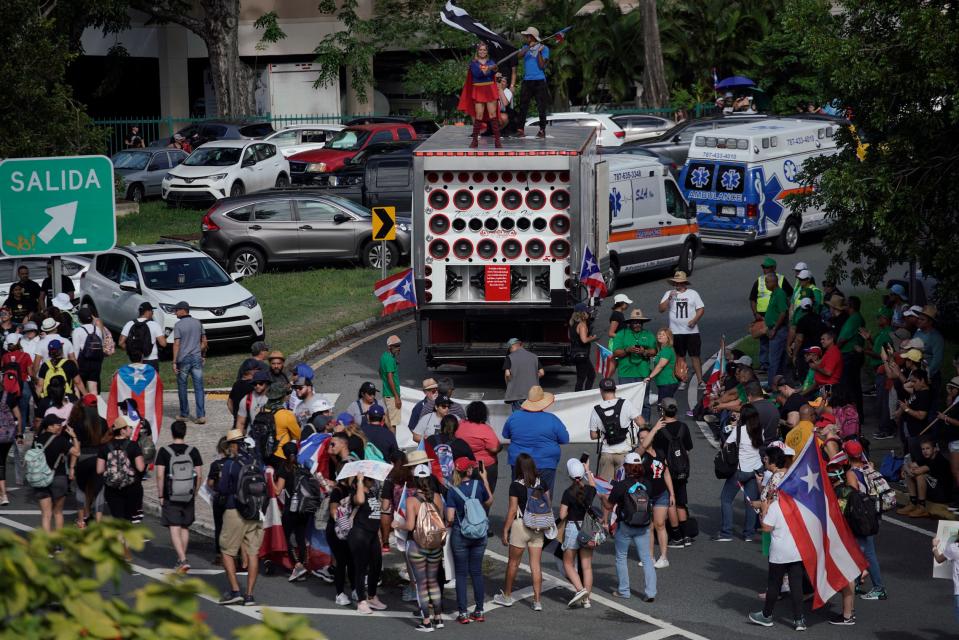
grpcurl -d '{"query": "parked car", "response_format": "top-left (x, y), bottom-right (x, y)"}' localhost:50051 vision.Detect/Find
top-left (149, 120), bottom-right (276, 149)
top-left (79, 243), bottom-right (264, 344)
top-left (161, 140), bottom-right (290, 206)
top-left (310, 146), bottom-right (417, 215)
top-left (262, 124), bottom-right (346, 157)
top-left (345, 116), bottom-right (440, 139)
top-left (524, 112), bottom-right (625, 147)
top-left (0, 256), bottom-right (90, 303)
top-left (300, 140), bottom-right (416, 188)
top-left (112, 148), bottom-right (188, 202)
top-left (600, 143), bottom-right (678, 173)
top-left (199, 191), bottom-right (412, 276)
top-left (638, 113), bottom-right (776, 166)
top-left (288, 123), bottom-right (418, 184)
top-left (610, 114), bottom-right (673, 143)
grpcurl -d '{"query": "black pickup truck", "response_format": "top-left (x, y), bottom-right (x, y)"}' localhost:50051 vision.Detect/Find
top-left (310, 145), bottom-right (415, 216)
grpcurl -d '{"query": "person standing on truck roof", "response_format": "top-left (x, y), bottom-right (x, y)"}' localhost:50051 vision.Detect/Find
top-left (378, 335), bottom-right (403, 433)
top-left (749, 258), bottom-right (793, 372)
top-left (512, 27), bottom-right (550, 139)
top-left (658, 271), bottom-right (705, 394)
top-left (611, 309), bottom-right (657, 423)
top-left (457, 42), bottom-right (502, 149)
top-left (503, 338), bottom-right (544, 413)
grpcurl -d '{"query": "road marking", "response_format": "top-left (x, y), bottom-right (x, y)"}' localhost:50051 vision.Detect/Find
top-left (155, 568), bottom-right (225, 576)
top-left (626, 628), bottom-right (686, 640)
top-left (0, 515), bottom-right (33, 532)
top-left (879, 515), bottom-right (934, 538)
top-left (265, 605), bottom-right (416, 619)
top-left (310, 319), bottom-right (414, 370)
top-left (0, 509), bottom-right (77, 516)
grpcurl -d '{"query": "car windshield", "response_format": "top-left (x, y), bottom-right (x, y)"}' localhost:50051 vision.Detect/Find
top-left (183, 147), bottom-right (242, 166)
top-left (329, 197), bottom-right (370, 217)
top-left (140, 256), bottom-right (232, 290)
top-left (112, 151), bottom-right (152, 170)
top-left (325, 129), bottom-right (369, 151)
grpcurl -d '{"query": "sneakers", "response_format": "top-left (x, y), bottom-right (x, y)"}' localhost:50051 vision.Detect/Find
top-left (242, 594), bottom-right (256, 606)
top-left (194, 417), bottom-right (207, 424)
top-left (312, 566), bottom-right (334, 583)
top-left (356, 601), bottom-right (373, 614)
top-left (218, 590), bottom-right (243, 605)
top-left (175, 415), bottom-right (190, 421)
top-left (678, 381), bottom-right (688, 391)
top-left (470, 610), bottom-right (485, 622)
top-left (683, 536), bottom-right (694, 547)
top-left (0, 494), bottom-right (9, 506)
top-left (536, 129), bottom-right (546, 138)
top-left (173, 559), bottom-right (190, 575)
top-left (860, 587), bottom-right (888, 601)
top-left (667, 538), bottom-right (686, 549)
top-left (828, 613), bottom-right (856, 625)
top-left (532, 600), bottom-right (543, 611)
top-left (639, 594), bottom-right (655, 603)
top-left (492, 591), bottom-right (514, 607)
top-left (748, 611), bottom-right (774, 627)
top-left (794, 617), bottom-right (807, 631)
top-left (433, 616), bottom-right (445, 629)
top-left (289, 564), bottom-right (307, 582)
top-left (654, 556), bottom-right (669, 569)
top-left (685, 410), bottom-right (696, 418)
top-left (896, 504), bottom-right (918, 516)
top-left (582, 599), bottom-right (591, 609)
top-left (335, 593), bottom-right (351, 606)
top-left (743, 535), bottom-right (756, 543)
top-left (711, 533), bottom-right (733, 542)
top-left (611, 590), bottom-right (630, 599)
top-left (457, 613), bottom-right (471, 624)
top-left (568, 589), bottom-right (588, 607)
top-left (415, 622), bottom-right (434, 633)
top-left (908, 506), bottom-right (930, 518)
top-left (368, 596), bottom-right (387, 611)
top-left (947, 503), bottom-right (959, 513)
top-left (873, 432), bottom-right (894, 440)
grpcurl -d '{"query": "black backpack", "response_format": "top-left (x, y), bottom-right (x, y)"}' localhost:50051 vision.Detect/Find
top-left (620, 481), bottom-right (652, 527)
top-left (288, 466), bottom-right (323, 514)
top-left (249, 407), bottom-right (278, 466)
top-left (594, 399), bottom-right (629, 446)
top-left (233, 455), bottom-right (267, 520)
top-left (838, 484), bottom-right (879, 537)
top-left (127, 320), bottom-right (153, 357)
top-left (663, 423), bottom-right (690, 481)
top-left (79, 326), bottom-right (104, 363)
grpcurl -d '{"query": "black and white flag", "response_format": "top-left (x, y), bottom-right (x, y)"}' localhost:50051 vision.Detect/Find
top-left (440, 1), bottom-right (517, 62)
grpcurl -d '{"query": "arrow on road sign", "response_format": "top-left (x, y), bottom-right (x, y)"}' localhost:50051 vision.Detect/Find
top-left (371, 206), bottom-right (397, 241)
top-left (38, 201), bottom-right (77, 244)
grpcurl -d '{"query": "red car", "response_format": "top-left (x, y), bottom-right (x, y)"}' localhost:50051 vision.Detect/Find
top-left (289, 123), bottom-right (416, 184)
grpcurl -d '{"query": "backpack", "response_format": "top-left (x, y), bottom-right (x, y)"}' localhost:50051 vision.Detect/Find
top-left (136, 419), bottom-right (156, 463)
top-left (2, 363), bottom-right (20, 396)
top-left (0, 392), bottom-right (17, 444)
top-left (835, 405), bottom-right (860, 439)
top-left (863, 465), bottom-right (897, 513)
top-left (663, 423), bottom-right (690, 481)
top-left (24, 436), bottom-right (59, 488)
top-left (103, 440), bottom-right (137, 489)
top-left (620, 481), bottom-right (652, 527)
top-left (163, 445), bottom-right (197, 503)
top-left (249, 407), bottom-right (278, 466)
top-left (40, 359), bottom-right (72, 398)
top-left (234, 456), bottom-right (268, 520)
top-left (413, 493), bottom-right (448, 549)
top-left (289, 466), bottom-right (323, 514)
top-left (127, 320), bottom-right (153, 358)
top-left (363, 441), bottom-right (385, 462)
top-left (78, 326), bottom-right (104, 363)
top-left (333, 498), bottom-right (355, 540)
top-left (838, 484), bottom-right (879, 537)
top-left (594, 399), bottom-right (629, 446)
top-left (521, 481), bottom-right (555, 531)
top-left (451, 481), bottom-right (489, 539)
top-left (576, 507), bottom-right (607, 548)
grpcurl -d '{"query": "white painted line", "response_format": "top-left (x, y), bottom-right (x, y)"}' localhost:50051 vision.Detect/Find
top-left (310, 319), bottom-right (414, 369)
top-left (879, 515), bottom-right (934, 538)
top-left (0, 515), bottom-right (33, 532)
top-left (266, 605), bottom-right (415, 619)
top-left (156, 568), bottom-right (225, 576)
top-left (0, 509), bottom-right (77, 516)
top-left (626, 628), bottom-right (685, 640)
top-left (695, 420), bottom-right (719, 450)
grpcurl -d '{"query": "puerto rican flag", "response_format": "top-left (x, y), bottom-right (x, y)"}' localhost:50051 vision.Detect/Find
top-left (375, 268), bottom-right (417, 316)
top-left (595, 342), bottom-right (616, 377)
top-left (776, 435), bottom-right (867, 608)
top-left (107, 362), bottom-right (163, 437)
top-left (553, 26), bottom-right (572, 44)
top-left (579, 246), bottom-right (607, 298)
top-left (702, 338), bottom-right (726, 409)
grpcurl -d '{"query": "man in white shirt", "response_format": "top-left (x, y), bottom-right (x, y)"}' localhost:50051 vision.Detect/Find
top-left (20, 321), bottom-right (41, 359)
top-left (119, 302), bottom-right (168, 371)
top-left (412, 395), bottom-right (454, 443)
top-left (589, 378), bottom-right (643, 480)
top-left (32, 316), bottom-right (76, 377)
top-left (71, 306), bottom-right (108, 394)
top-left (236, 370), bottom-right (271, 431)
top-left (658, 270), bottom-right (705, 391)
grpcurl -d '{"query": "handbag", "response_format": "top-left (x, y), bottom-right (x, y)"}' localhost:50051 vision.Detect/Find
top-left (674, 357), bottom-right (689, 383)
top-left (749, 319), bottom-right (767, 339)
top-left (713, 423), bottom-right (741, 479)
top-left (576, 507), bottom-right (607, 548)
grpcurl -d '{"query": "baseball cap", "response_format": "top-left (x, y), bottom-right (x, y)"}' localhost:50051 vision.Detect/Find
top-left (359, 381), bottom-right (378, 395)
top-left (660, 397), bottom-right (678, 412)
top-left (900, 337), bottom-right (925, 351)
top-left (889, 283), bottom-right (907, 298)
top-left (566, 458), bottom-right (586, 479)
top-left (573, 302), bottom-right (588, 312)
top-left (761, 257), bottom-right (777, 268)
top-left (947, 376), bottom-right (959, 390)
top-left (412, 464), bottom-right (432, 478)
top-left (138, 301), bottom-right (155, 313)
top-left (805, 345), bottom-right (822, 355)
top-left (797, 269), bottom-right (812, 280)
top-left (455, 457), bottom-right (478, 473)
top-left (843, 440), bottom-right (864, 460)
top-left (435, 395), bottom-right (452, 407)
top-left (291, 375), bottom-right (313, 388)
top-left (902, 349), bottom-right (924, 363)
top-left (174, 301), bottom-right (190, 311)
top-left (733, 355), bottom-right (753, 367)
top-left (793, 261), bottom-right (808, 271)
top-left (22, 321), bottom-right (38, 332)
top-left (252, 370), bottom-right (271, 383)
top-left (4, 333), bottom-right (20, 347)
top-left (47, 339), bottom-right (63, 353)
top-left (613, 293), bottom-right (633, 305)
top-left (386, 334), bottom-right (402, 346)
top-left (599, 377), bottom-right (616, 392)
top-left (876, 307), bottom-right (893, 320)
top-left (336, 412), bottom-right (355, 425)
top-left (903, 305), bottom-right (923, 317)
top-left (250, 340), bottom-right (270, 355)
top-left (624, 452), bottom-right (643, 465)
top-left (799, 297), bottom-right (813, 309)
top-left (367, 404), bottom-right (385, 418)
top-left (266, 381), bottom-right (289, 400)
top-left (505, 338), bottom-right (521, 348)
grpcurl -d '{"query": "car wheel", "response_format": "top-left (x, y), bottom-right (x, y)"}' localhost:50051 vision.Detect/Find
top-left (229, 246), bottom-right (265, 276)
top-left (127, 183), bottom-right (144, 203)
top-left (678, 241), bottom-right (696, 275)
top-left (230, 181), bottom-right (245, 197)
top-left (775, 219), bottom-right (800, 254)
top-left (362, 241), bottom-right (398, 269)
top-left (274, 173), bottom-right (290, 188)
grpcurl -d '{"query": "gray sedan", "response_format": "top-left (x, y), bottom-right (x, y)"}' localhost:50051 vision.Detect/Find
top-left (113, 149), bottom-right (188, 202)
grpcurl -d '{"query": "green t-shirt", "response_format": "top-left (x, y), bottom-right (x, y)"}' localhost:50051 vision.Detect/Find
top-left (654, 344), bottom-right (678, 385)
top-left (378, 351), bottom-right (398, 398)
top-left (611, 328), bottom-right (657, 378)
top-left (736, 383), bottom-right (748, 404)
top-left (867, 326), bottom-right (892, 369)
top-left (838, 312), bottom-right (865, 353)
top-left (764, 287), bottom-right (789, 329)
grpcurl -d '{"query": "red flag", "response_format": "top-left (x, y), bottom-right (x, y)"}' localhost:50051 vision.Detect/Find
top-left (375, 268), bottom-right (417, 316)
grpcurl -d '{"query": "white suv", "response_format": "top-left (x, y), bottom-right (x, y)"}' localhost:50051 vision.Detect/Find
top-left (79, 243), bottom-right (265, 345)
top-left (162, 140), bottom-right (290, 206)
top-left (524, 112), bottom-right (625, 147)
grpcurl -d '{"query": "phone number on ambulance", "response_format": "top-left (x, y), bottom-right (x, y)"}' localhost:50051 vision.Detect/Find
top-left (611, 169), bottom-right (650, 181)
top-left (687, 190), bottom-right (745, 202)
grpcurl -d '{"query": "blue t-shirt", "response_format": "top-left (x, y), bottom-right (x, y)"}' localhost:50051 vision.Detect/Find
top-left (522, 45), bottom-right (549, 81)
top-left (502, 409), bottom-right (569, 470)
top-left (446, 479), bottom-right (490, 528)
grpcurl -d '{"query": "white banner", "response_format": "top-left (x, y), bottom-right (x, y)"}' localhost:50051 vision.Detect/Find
top-left (396, 381), bottom-right (648, 449)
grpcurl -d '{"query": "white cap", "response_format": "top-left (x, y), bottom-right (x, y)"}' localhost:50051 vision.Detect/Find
top-left (613, 293), bottom-right (633, 305)
top-left (624, 452), bottom-right (643, 465)
top-left (304, 396), bottom-right (331, 414)
top-left (4, 333), bottom-right (21, 346)
top-left (797, 269), bottom-right (812, 280)
top-left (900, 337), bottom-right (925, 351)
top-left (52, 293), bottom-right (72, 311)
top-left (566, 458), bottom-right (586, 479)
top-left (799, 298), bottom-right (813, 309)
top-left (903, 305), bottom-right (923, 317)
top-left (793, 261), bottom-right (808, 271)
top-left (733, 355), bottom-right (753, 367)
top-left (412, 464), bottom-right (431, 478)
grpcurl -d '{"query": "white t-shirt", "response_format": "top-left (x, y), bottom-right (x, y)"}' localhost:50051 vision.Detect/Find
top-left (35, 334), bottom-right (76, 365)
top-left (660, 288), bottom-right (704, 335)
top-left (237, 392), bottom-right (268, 420)
top-left (121, 318), bottom-right (164, 361)
top-left (726, 424), bottom-right (763, 472)
top-left (22, 336), bottom-right (41, 359)
top-left (763, 500), bottom-right (802, 564)
top-left (71, 324), bottom-right (105, 357)
top-left (414, 412), bottom-right (453, 439)
top-left (589, 397), bottom-right (641, 454)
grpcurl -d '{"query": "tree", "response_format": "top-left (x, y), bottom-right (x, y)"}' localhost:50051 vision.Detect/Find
top-left (640, 0), bottom-right (669, 107)
top-left (785, 0), bottom-right (959, 307)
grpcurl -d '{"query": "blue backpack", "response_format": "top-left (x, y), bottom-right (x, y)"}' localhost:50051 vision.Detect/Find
top-left (522, 480), bottom-right (555, 531)
top-left (451, 481), bottom-right (489, 539)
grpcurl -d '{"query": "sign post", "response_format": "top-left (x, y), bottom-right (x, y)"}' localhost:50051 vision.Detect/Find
top-left (370, 205), bottom-right (396, 280)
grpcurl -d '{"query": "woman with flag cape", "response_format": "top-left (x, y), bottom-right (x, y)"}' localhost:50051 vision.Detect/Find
top-left (457, 42), bottom-right (502, 148)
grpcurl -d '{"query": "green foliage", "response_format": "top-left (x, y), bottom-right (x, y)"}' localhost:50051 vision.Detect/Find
top-left (0, 520), bottom-right (322, 639)
top-left (254, 11), bottom-right (288, 52)
top-left (784, 0), bottom-right (959, 307)
top-left (404, 59), bottom-right (469, 117)
top-left (314, 0), bottom-right (380, 101)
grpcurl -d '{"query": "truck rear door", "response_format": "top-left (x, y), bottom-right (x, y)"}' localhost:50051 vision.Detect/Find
top-left (368, 158), bottom-right (413, 215)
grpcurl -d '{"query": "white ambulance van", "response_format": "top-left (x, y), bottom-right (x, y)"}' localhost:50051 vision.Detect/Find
top-left (678, 119), bottom-right (838, 253)
top-left (605, 155), bottom-right (700, 292)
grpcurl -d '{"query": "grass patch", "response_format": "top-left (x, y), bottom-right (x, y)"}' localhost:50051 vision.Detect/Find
top-left (118, 200), bottom-right (201, 246)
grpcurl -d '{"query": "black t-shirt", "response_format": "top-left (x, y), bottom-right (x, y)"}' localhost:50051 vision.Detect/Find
top-left (753, 398), bottom-right (781, 444)
top-left (903, 388), bottom-right (932, 438)
top-left (228, 379), bottom-right (254, 419)
top-left (18, 279), bottom-right (42, 310)
top-left (362, 422), bottom-right (399, 462)
top-left (38, 359), bottom-right (79, 386)
top-left (41, 275), bottom-right (75, 303)
top-left (641, 455), bottom-right (669, 498)
top-left (351, 481), bottom-right (383, 532)
top-left (827, 311), bottom-right (847, 337)
top-left (4, 297), bottom-right (33, 323)
top-left (36, 431), bottom-right (72, 475)
top-left (780, 393), bottom-right (806, 420)
top-left (609, 310), bottom-right (626, 334)
top-left (917, 452), bottom-right (952, 499)
top-left (652, 420), bottom-right (693, 461)
top-left (561, 485), bottom-right (596, 522)
top-left (795, 312), bottom-right (824, 351)
top-left (273, 463), bottom-right (296, 499)
top-left (155, 443), bottom-right (203, 498)
top-left (208, 458), bottom-right (225, 488)
top-left (608, 477), bottom-right (650, 521)
top-left (509, 479), bottom-right (536, 513)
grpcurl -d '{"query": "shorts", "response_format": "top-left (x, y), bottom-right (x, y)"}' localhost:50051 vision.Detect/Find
top-left (384, 399), bottom-right (401, 430)
top-left (220, 508), bottom-right (264, 557)
top-left (508, 516), bottom-right (544, 549)
top-left (672, 480), bottom-right (688, 507)
top-left (562, 520), bottom-right (584, 551)
top-left (652, 492), bottom-right (670, 509)
top-left (33, 475), bottom-right (69, 501)
top-left (78, 361), bottom-right (102, 388)
top-left (673, 333), bottom-right (701, 358)
top-left (161, 499), bottom-right (196, 527)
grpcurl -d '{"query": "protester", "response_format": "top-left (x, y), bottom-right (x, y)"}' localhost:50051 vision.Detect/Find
top-left (267, 351), bottom-right (288, 385)
top-left (3, 286), bottom-right (32, 325)
top-left (207, 436), bottom-right (229, 565)
top-left (119, 302), bottom-right (167, 371)
top-left (155, 419), bottom-right (203, 573)
top-left (837, 295), bottom-right (866, 418)
top-left (502, 386), bottom-right (569, 496)
top-left (235, 370), bottom-right (270, 431)
top-left (761, 273), bottom-right (790, 387)
top-left (930, 535), bottom-right (959, 623)
top-left (915, 305), bottom-right (945, 411)
top-left (172, 301), bottom-right (207, 424)
top-left (39, 260), bottom-right (76, 308)
top-left (860, 307), bottom-right (894, 435)
top-left (405, 464), bottom-right (445, 627)
top-left (646, 328), bottom-right (680, 401)
top-left (603, 452), bottom-right (656, 601)
top-left (647, 397), bottom-right (694, 548)
top-left (334, 413), bottom-right (367, 460)
top-left (437, 377), bottom-right (467, 419)
top-left (589, 377), bottom-right (642, 480)
top-left (750, 258), bottom-right (793, 371)
top-left (31, 414), bottom-right (77, 532)
top-left (379, 335), bottom-right (402, 430)
top-left (71, 307), bottom-right (107, 395)
top-left (560, 458), bottom-right (598, 608)
top-left (938, 376), bottom-right (959, 513)
top-left (608, 293), bottom-right (632, 340)
top-left (772, 376), bottom-right (806, 428)
top-left (262, 383), bottom-right (300, 467)
top-left (844, 440), bottom-right (887, 601)
top-left (348, 381), bottom-right (379, 426)
top-left (494, 453), bottom-right (547, 610)
top-left (898, 437), bottom-right (952, 517)
top-left (425, 413), bottom-right (473, 486)
top-left (326, 434), bottom-right (357, 605)
top-left (97, 416), bottom-right (145, 525)
top-left (37, 340), bottom-right (84, 413)
top-left (895, 368), bottom-right (932, 461)
top-left (503, 338), bottom-right (543, 412)
top-left (272, 442), bottom-right (311, 582)
top-left (227, 364), bottom-right (256, 427)
top-left (350, 472), bottom-right (388, 614)
top-left (236, 341), bottom-right (270, 380)
top-left (14, 265), bottom-right (42, 313)
top-left (749, 488), bottom-right (808, 630)
top-left (361, 404), bottom-right (399, 462)
top-left (808, 331), bottom-right (843, 393)
top-left (408, 378), bottom-right (440, 433)
top-left (217, 429), bottom-right (263, 606)
top-left (291, 376), bottom-right (330, 428)
top-left (569, 303), bottom-right (597, 391)
top-left (32, 317), bottom-right (76, 375)
top-left (70, 397), bottom-right (108, 527)
top-left (413, 394), bottom-right (454, 444)
top-left (3, 332), bottom-right (34, 451)
top-left (446, 457), bottom-right (493, 623)
top-left (714, 404), bottom-right (764, 542)
top-left (789, 297), bottom-right (825, 385)
top-left (513, 26), bottom-right (550, 138)
top-left (456, 401), bottom-right (502, 495)
top-left (658, 271), bottom-right (705, 389)
top-left (612, 309), bottom-right (657, 421)
top-left (745, 381), bottom-right (780, 444)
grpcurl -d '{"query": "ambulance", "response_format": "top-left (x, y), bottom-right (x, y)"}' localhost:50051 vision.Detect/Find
top-left (678, 119), bottom-right (838, 253)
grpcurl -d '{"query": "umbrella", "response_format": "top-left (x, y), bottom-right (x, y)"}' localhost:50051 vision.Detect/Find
top-left (716, 76), bottom-right (756, 89)
top-left (336, 460), bottom-right (394, 482)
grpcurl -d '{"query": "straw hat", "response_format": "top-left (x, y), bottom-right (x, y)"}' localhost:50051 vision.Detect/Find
top-left (521, 385), bottom-right (555, 412)
top-left (40, 317), bottom-right (58, 332)
top-left (268, 350), bottom-right (285, 362)
top-left (226, 428), bottom-right (245, 442)
top-left (826, 294), bottom-right (846, 311)
top-left (668, 271), bottom-right (690, 285)
top-left (404, 450), bottom-right (432, 467)
top-left (628, 308), bottom-right (650, 322)
top-left (918, 304), bottom-right (937, 320)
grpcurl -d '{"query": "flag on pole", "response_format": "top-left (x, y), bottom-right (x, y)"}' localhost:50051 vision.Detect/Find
top-left (595, 342), bottom-right (616, 377)
top-left (553, 26), bottom-right (572, 43)
top-left (107, 362), bottom-right (163, 437)
top-left (702, 337), bottom-right (726, 409)
top-left (440, 1), bottom-right (516, 61)
top-left (712, 67), bottom-right (719, 90)
top-left (579, 245), bottom-right (607, 298)
top-left (776, 436), bottom-right (867, 608)
top-left (375, 268), bottom-right (417, 316)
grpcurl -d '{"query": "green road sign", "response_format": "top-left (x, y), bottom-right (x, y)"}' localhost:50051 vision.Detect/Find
top-left (0, 155), bottom-right (116, 257)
